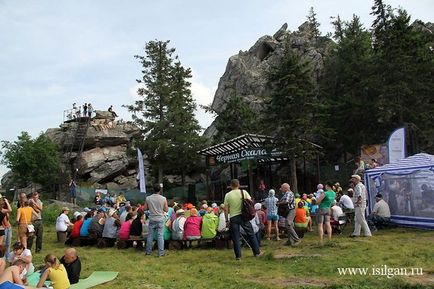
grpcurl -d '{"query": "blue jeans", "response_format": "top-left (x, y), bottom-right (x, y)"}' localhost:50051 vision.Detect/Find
top-left (146, 220), bottom-right (165, 256)
top-left (229, 215), bottom-right (260, 259)
top-left (4, 227), bottom-right (12, 259)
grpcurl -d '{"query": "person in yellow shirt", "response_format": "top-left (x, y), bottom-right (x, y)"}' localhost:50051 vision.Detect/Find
top-left (116, 192), bottom-right (127, 207)
top-left (16, 201), bottom-right (33, 249)
top-left (37, 254), bottom-right (70, 289)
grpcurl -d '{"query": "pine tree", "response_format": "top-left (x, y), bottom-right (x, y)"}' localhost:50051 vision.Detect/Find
top-left (321, 15), bottom-right (378, 158)
top-left (125, 40), bottom-right (203, 182)
top-left (210, 95), bottom-right (260, 143)
top-left (263, 47), bottom-right (330, 191)
top-left (307, 7), bottom-right (321, 40)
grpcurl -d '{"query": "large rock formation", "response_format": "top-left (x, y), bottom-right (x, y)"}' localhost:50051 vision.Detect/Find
top-left (204, 22), bottom-right (332, 137)
top-left (44, 111), bottom-right (142, 189)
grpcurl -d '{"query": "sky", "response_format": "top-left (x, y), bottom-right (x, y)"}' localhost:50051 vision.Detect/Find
top-left (0, 0), bottom-right (432, 179)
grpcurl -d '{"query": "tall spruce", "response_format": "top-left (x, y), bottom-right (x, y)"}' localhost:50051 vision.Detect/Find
top-left (263, 47), bottom-right (329, 192)
top-left (371, 2), bottom-right (434, 152)
top-left (321, 15), bottom-right (378, 158)
top-left (209, 95), bottom-right (259, 143)
top-left (126, 40), bottom-right (203, 182)
top-left (307, 7), bottom-right (321, 40)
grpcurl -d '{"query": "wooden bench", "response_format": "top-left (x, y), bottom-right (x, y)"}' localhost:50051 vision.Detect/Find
top-left (117, 236), bottom-right (144, 249)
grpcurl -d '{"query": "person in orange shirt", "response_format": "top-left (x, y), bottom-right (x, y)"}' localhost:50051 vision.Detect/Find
top-left (16, 201), bottom-right (34, 249)
top-left (294, 201), bottom-right (308, 238)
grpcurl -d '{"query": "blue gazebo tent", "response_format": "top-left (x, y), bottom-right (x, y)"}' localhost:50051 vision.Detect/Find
top-left (364, 153), bottom-right (434, 229)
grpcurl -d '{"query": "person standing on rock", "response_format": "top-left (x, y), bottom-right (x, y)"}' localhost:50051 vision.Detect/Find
top-left (28, 192), bottom-right (43, 253)
top-left (69, 179), bottom-right (77, 205)
top-left (87, 103), bottom-right (93, 118)
top-left (83, 103), bottom-right (88, 117)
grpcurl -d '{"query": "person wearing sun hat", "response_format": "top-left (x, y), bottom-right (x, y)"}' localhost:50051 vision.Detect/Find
top-left (56, 207), bottom-right (73, 243)
top-left (349, 174), bottom-right (371, 238)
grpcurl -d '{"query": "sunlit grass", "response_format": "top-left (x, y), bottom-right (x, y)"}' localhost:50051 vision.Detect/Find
top-left (31, 224), bottom-right (434, 289)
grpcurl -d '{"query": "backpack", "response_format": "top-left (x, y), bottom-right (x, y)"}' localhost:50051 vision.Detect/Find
top-left (240, 189), bottom-right (255, 222)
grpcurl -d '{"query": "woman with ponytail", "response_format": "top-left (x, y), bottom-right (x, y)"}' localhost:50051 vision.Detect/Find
top-left (37, 254), bottom-right (70, 289)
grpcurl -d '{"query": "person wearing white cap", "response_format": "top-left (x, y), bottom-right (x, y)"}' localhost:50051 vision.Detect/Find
top-left (349, 175), bottom-right (371, 238)
top-left (171, 209), bottom-right (186, 240)
top-left (264, 189), bottom-right (280, 241)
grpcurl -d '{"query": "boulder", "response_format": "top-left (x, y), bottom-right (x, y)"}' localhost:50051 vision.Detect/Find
top-left (79, 146), bottom-right (127, 174)
top-left (94, 110), bottom-right (115, 120)
top-left (88, 157), bottom-right (130, 184)
top-left (208, 22), bottom-right (332, 136)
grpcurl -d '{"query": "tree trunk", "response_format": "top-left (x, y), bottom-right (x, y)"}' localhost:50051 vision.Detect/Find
top-left (290, 158), bottom-right (298, 192)
top-left (158, 166), bottom-right (163, 184)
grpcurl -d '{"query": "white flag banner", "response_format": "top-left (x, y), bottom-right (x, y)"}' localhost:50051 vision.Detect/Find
top-left (388, 127), bottom-right (406, 164)
top-left (137, 148), bottom-right (146, 193)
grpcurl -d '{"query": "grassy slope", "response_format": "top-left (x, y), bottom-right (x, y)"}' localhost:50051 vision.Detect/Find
top-left (32, 226), bottom-right (434, 289)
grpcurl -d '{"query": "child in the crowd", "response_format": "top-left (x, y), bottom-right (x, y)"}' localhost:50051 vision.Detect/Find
top-left (37, 254), bottom-right (70, 289)
top-left (294, 201), bottom-right (309, 238)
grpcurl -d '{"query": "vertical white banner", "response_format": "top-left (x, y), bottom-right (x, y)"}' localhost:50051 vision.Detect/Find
top-left (137, 148), bottom-right (146, 193)
top-left (388, 127), bottom-right (406, 163)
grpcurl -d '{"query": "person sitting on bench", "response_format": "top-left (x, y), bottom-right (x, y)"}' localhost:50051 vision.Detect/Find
top-left (367, 194), bottom-right (391, 231)
top-left (183, 208), bottom-right (202, 241)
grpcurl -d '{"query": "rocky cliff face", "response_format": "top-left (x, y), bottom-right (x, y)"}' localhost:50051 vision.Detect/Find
top-left (204, 22), bottom-right (332, 137)
top-left (45, 111), bottom-right (142, 189)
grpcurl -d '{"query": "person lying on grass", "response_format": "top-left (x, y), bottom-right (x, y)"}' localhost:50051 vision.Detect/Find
top-left (0, 259), bottom-right (34, 288)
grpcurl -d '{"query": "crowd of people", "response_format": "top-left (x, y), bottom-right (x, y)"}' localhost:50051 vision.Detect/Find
top-left (0, 191), bottom-right (82, 288)
top-left (58, 172), bottom-right (391, 261)
top-left (65, 103), bottom-right (119, 121)
top-left (0, 159), bottom-right (394, 287)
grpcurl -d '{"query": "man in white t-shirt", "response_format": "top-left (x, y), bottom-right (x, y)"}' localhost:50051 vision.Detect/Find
top-left (367, 193), bottom-right (391, 231)
top-left (339, 190), bottom-right (355, 211)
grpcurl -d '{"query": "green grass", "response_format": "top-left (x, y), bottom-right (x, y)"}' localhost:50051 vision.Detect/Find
top-left (31, 224), bottom-right (434, 289)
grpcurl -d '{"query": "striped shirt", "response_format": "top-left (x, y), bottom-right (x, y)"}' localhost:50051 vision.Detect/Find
top-left (264, 196), bottom-right (279, 216)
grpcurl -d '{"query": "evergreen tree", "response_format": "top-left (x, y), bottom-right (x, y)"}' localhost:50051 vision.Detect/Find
top-left (263, 47), bottom-right (330, 191)
top-left (166, 61), bottom-right (205, 186)
top-left (321, 15), bottom-right (378, 158)
top-left (307, 7), bottom-right (321, 40)
top-left (209, 95), bottom-right (260, 143)
top-left (371, 3), bottom-right (434, 152)
top-left (125, 40), bottom-right (203, 182)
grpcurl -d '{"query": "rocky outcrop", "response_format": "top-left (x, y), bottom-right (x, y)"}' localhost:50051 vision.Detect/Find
top-left (206, 22), bottom-right (332, 137)
top-left (44, 112), bottom-right (142, 189)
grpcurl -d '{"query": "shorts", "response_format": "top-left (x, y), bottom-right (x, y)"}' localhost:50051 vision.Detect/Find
top-left (316, 208), bottom-right (331, 224)
top-left (267, 214), bottom-right (278, 222)
top-left (18, 224), bottom-right (28, 238)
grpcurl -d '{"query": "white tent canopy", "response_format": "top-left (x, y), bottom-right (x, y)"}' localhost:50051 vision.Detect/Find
top-left (365, 153), bottom-right (434, 230)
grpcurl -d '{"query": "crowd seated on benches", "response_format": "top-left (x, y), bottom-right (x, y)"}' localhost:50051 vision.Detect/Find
top-left (60, 174), bottom-right (393, 252)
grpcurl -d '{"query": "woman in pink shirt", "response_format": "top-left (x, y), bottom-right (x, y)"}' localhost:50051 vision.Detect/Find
top-left (118, 212), bottom-right (134, 240)
top-left (183, 208), bottom-right (202, 241)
